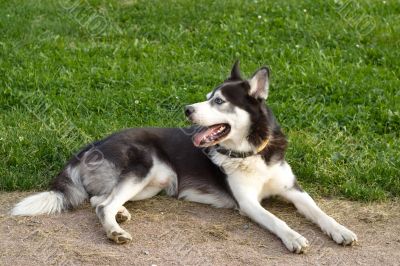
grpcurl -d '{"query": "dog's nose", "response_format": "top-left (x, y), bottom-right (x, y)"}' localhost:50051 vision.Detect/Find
top-left (184, 105), bottom-right (195, 117)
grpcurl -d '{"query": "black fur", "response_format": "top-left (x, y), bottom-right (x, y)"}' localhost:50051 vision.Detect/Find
top-left (226, 60), bottom-right (242, 81)
top-left (50, 169), bottom-right (76, 209)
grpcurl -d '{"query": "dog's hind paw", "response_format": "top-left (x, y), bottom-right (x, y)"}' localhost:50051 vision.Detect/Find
top-left (108, 230), bottom-right (132, 244)
top-left (282, 230), bottom-right (309, 254)
top-left (116, 207), bottom-right (131, 223)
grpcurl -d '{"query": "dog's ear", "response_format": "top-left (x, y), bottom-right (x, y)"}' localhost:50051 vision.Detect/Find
top-left (248, 67), bottom-right (270, 100)
top-left (227, 60), bottom-right (242, 81)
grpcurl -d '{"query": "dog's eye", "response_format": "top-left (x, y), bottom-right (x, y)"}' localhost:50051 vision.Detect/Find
top-left (214, 97), bottom-right (225, 105)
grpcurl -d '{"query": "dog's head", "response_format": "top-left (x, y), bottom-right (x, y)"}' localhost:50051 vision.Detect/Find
top-left (185, 61), bottom-right (270, 152)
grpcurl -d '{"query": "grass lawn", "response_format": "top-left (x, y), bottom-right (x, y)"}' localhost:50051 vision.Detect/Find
top-left (0, 0), bottom-right (399, 201)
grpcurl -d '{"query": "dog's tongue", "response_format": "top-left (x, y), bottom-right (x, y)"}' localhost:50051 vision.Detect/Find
top-left (193, 125), bottom-right (222, 147)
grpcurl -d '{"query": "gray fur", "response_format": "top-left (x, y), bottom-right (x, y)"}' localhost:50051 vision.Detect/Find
top-left (80, 157), bottom-right (119, 196)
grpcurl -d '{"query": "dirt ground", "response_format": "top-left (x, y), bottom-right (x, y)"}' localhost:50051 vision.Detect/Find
top-left (1, 192), bottom-right (399, 266)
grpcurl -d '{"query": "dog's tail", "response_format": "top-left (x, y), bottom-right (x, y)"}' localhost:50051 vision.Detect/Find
top-left (11, 164), bottom-right (88, 216)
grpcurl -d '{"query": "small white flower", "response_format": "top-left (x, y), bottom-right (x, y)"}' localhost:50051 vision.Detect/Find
top-left (303, 9), bottom-right (307, 12)
top-left (356, 44), bottom-right (360, 48)
top-left (295, 44), bottom-right (300, 48)
top-left (257, 15), bottom-right (262, 19)
top-left (134, 100), bottom-right (139, 104)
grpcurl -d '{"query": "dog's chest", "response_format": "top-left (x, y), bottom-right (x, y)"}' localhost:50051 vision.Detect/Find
top-left (210, 151), bottom-right (292, 201)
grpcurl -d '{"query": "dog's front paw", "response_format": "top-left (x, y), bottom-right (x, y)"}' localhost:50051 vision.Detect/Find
top-left (107, 229), bottom-right (132, 244)
top-left (282, 230), bottom-right (309, 254)
top-left (326, 224), bottom-right (357, 246)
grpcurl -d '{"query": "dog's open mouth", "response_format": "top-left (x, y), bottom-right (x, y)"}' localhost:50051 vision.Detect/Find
top-left (193, 123), bottom-right (231, 147)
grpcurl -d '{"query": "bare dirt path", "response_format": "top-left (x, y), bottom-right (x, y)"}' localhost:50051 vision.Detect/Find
top-left (1, 192), bottom-right (399, 265)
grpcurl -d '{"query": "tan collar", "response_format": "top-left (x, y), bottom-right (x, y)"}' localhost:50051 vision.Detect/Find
top-left (256, 137), bottom-right (270, 153)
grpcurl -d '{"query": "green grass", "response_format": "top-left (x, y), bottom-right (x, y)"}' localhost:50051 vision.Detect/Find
top-left (0, 0), bottom-right (399, 201)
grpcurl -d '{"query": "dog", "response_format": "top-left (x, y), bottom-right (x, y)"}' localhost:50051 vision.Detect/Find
top-left (11, 62), bottom-right (357, 253)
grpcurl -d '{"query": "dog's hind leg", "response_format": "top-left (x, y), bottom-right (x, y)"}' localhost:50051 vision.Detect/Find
top-left (96, 178), bottom-right (150, 244)
top-left (91, 195), bottom-right (131, 223)
top-left (90, 195), bottom-right (107, 207)
top-left (115, 206), bottom-right (131, 223)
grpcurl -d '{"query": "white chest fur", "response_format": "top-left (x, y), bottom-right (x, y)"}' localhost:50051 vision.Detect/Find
top-left (210, 151), bottom-right (296, 202)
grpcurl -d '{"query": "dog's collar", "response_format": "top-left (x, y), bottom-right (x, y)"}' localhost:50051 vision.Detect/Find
top-left (214, 138), bottom-right (270, 158)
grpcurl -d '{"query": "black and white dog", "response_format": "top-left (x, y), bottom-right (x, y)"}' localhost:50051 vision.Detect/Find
top-left (12, 62), bottom-right (357, 253)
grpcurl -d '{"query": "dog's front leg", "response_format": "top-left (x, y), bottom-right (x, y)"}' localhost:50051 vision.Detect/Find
top-left (280, 188), bottom-right (358, 246)
top-left (235, 193), bottom-right (309, 253)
